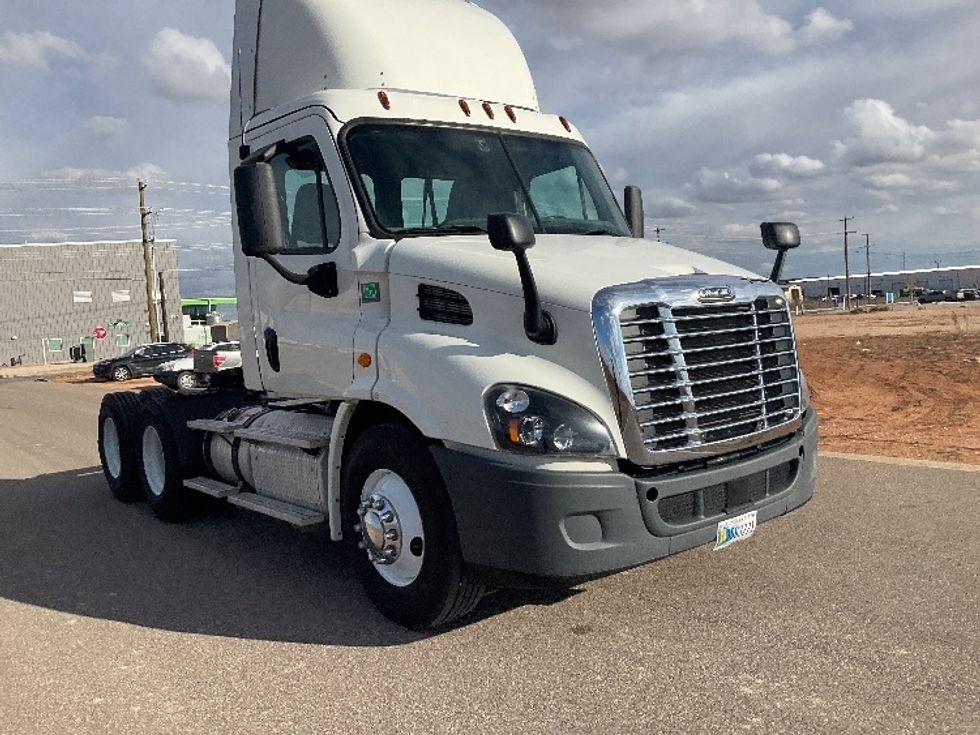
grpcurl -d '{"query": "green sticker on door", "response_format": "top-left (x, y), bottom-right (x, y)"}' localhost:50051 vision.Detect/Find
top-left (361, 282), bottom-right (381, 303)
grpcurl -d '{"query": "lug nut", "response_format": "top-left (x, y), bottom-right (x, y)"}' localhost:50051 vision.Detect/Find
top-left (357, 541), bottom-right (367, 550)
top-left (354, 524), bottom-right (362, 534)
top-left (381, 511), bottom-right (395, 524)
top-left (370, 496), bottom-right (384, 510)
top-left (384, 529), bottom-right (399, 541)
top-left (356, 506), bottom-right (367, 517)
top-left (384, 546), bottom-right (396, 558)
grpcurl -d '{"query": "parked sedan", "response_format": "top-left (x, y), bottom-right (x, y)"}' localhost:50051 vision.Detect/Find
top-left (92, 342), bottom-right (191, 382)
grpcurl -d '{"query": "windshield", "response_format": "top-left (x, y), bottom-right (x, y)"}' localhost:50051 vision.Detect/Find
top-left (345, 124), bottom-right (631, 238)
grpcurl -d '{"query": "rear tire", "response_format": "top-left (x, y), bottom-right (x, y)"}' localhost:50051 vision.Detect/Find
top-left (98, 391), bottom-right (144, 502)
top-left (176, 371), bottom-right (197, 391)
top-left (136, 399), bottom-right (199, 522)
top-left (111, 365), bottom-right (132, 382)
top-left (342, 423), bottom-right (485, 629)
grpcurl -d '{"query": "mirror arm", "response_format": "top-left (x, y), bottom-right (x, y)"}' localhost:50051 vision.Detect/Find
top-left (260, 254), bottom-right (308, 286)
top-left (512, 250), bottom-right (557, 345)
top-left (770, 249), bottom-right (788, 283)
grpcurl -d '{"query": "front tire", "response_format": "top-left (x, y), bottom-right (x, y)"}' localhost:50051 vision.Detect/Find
top-left (98, 391), bottom-right (144, 502)
top-left (111, 365), bottom-right (132, 382)
top-left (342, 423), bottom-right (485, 629)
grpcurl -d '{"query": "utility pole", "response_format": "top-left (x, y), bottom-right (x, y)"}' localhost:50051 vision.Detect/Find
top-left (654, 226), bottom-right (664, 243)
top-left (840, 216), bottom-right (857, 311)
top-left (861, 233), bottom-right (872, 297)
top-left (139, 180), bottom-right (159, 343)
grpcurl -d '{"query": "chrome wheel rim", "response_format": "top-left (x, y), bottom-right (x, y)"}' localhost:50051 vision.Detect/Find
top-left (112, 367), bottom-right (129, 381)
top-left (141, 426), bottom-right (166, 497)
top-left (356, 470), bottom-right (425, 587)
top-left (103, 416), bottom-right (122, 479)
top-left (177, 372), bottom-right (195, 390)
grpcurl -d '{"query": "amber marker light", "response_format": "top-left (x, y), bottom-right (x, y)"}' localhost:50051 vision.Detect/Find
top-left (559, 116), bottom-right (572, 132)
top-left (504, 105), bottom-right (517, 123)
top-left (459, 99), bottom-right (472, 117)
top-left (377, 90), bottom-right (391, 110)
top-left (357, 353), bottom-right (373, 368)
top-left (482, 101), bottom-right (495, 119)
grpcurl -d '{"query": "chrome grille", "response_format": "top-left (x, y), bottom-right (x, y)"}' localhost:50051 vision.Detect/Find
top-left (618, 296), bottom-right (801, 454)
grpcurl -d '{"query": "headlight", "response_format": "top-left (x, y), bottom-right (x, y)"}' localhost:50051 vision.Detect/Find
top-left (484, 384), bottom-right (615, 457)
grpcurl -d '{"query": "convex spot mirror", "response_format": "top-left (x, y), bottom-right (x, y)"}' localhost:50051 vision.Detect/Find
top-left (234, 161), bottom-right (286, 258)
top-left (761, 222), bottom-right (801, 251)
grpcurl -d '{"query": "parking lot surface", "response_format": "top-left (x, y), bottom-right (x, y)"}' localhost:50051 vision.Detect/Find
top-left (1, 380), bottom-right (978, 734)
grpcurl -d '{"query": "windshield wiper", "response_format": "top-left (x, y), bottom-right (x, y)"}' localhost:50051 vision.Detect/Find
top-left (581, 228), bottom-right (625, 236)
top-left (392, 225), bottom-right (488, 236)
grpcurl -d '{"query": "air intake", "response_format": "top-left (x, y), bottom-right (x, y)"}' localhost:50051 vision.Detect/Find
top-left (418, 285), bottom-right (473, 326)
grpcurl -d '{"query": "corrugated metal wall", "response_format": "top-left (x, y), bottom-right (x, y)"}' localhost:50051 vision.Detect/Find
top-left (0, 240), bottom-right (183, 366)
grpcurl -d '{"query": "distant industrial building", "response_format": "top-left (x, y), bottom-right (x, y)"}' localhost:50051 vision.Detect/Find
top-left (790, 264), bottom-right (980, 299)
top-left (0, 240), bottom-right (183, 366)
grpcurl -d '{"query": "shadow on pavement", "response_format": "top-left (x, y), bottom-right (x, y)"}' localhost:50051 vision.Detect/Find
top-left (0, 468), bottom-right (574, 646)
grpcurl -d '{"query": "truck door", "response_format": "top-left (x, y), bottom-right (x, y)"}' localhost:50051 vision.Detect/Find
top-left (243, 113), bottom-right (359, 398)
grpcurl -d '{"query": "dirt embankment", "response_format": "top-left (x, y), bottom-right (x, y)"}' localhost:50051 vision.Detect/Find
top-left (795, 303), bottom-right (980, 465)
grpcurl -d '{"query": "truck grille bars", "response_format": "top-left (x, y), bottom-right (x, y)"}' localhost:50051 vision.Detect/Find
top-left (593, 277), bottom-right (804, 467)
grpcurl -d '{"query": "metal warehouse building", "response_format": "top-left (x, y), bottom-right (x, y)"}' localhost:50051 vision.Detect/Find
top-left (0, 240), bottom-right (183, 366)
top-left (790, 264), bottom-right (980, 299)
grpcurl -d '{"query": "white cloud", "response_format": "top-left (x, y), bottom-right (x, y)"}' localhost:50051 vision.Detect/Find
top-left (722, 223), bottom-right (760, 239)
top-left (799, 8), bottom-right (854, 45)
top-left (865, 172), bottom-right (956, 191)
top-left (0, 31), bottom-right (88, 71)
top-left (45, 163), bottom-right (167, 183)
top-left (750, 152), bottom-right (826, 179)
top-left (85, 115), bottom-right (129, 141)
top-left (648, 197), bottom-right (697, 218)
top-left (492, 1), bottom-right (851, 57)
top-left (143, 28), bottom-right (230, 102)
top-left (692, 168), bottom-right (782, 203)
top-left (835, 99), bottom-right (934, 166)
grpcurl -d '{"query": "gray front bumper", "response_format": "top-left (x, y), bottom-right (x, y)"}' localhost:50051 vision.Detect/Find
top-left (432, 410), bottom-right (818, 585)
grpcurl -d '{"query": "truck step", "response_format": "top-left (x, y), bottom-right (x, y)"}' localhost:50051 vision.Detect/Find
top-left (233, 426), bottom-right (331, 450)
top-left (186, 418), bottom-right (248, 435)
top-left (227, 493), bottom-right (325, 527)
top-left (184, 476), bottom-right (241, 499)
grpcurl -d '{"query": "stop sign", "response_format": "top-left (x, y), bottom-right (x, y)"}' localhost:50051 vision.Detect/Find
top-left (93, 326), bottom-right (108, 341)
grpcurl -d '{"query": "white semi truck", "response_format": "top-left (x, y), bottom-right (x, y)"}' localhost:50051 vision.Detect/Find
top-left (97, 0), bottom-right (818, 629)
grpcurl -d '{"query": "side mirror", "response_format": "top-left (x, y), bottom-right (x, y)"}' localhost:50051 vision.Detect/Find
top-left (624, 185), bottom-right (644, 239)
top-left (486, 213), bottom-right (556, 345)
top-left (761, 222), bottom-right (800, 251)
top-left (761, 222), bottom-right (800, 283)
top-left (488, 212), bottom-right (536, 252)
top-left (234, 161), bottom-right (286, 257)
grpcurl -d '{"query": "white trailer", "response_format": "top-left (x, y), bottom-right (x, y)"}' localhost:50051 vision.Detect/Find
top-left (97, 0), bottom-right (818, 629)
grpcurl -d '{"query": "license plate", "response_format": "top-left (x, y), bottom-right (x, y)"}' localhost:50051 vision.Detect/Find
top-left (714, 510), bottom-right (757, 551)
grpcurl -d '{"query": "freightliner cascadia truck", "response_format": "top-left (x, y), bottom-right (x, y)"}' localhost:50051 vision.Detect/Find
top-left (97, 0), bottom-right (818, 629)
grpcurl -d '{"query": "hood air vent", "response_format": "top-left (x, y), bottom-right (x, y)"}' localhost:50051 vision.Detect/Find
top-left (418, 284), bottom-right (473, 326)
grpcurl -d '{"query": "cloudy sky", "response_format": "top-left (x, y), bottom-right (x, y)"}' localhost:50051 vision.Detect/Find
top-left (1, 0), bottom-right (978, 295)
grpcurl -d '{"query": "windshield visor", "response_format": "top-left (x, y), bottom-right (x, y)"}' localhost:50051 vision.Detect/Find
top-left (345, 124), bottom-right (631, 238)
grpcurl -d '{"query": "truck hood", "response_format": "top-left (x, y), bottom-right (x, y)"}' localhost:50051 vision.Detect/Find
top-left (388, 234), bottom-right (762, 311)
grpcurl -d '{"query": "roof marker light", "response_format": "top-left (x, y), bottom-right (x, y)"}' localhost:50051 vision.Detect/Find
top-left (505, 105), bottom-right (517, 123)
top-left (459, 99), bottom-right (472, 117)
top-left (559, 116), bottom-right (572, 133)
top-left (377, 90), bottom-right (391, 110)
top-left (482, 102), bottom-right (495, 120)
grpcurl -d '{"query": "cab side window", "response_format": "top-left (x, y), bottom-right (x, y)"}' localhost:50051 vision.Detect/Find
top-left (268, 138), bottom-right (341, 252)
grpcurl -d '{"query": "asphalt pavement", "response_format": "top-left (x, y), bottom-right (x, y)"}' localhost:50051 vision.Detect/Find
top-left (0, 379), bottom-right (978, 734)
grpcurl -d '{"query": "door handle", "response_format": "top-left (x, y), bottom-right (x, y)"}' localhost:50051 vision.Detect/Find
top-left (264, 328), bottom-right (281, 372)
